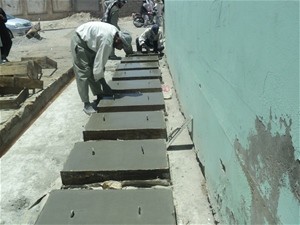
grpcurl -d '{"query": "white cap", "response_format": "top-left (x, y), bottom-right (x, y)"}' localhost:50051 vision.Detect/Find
top-left (118, 31), bottom-right (133, 54)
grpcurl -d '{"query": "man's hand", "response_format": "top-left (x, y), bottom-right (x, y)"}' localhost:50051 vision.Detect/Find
top-left (142, 44), bottom-right (150, 53)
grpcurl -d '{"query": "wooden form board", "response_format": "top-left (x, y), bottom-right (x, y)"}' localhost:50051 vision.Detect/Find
top-left (0, 88), bottom-right (29, 109)
top-left (0, 60), bottom-right (42, 79)
top-left (21, 56), bottom-right (57, 69)
top-left (0, 77), bottom-right (43, 89)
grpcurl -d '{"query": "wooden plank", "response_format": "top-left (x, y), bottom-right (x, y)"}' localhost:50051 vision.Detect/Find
top-left (21, 56), bottom-right (57, 69)
top-left (0, 60), bottom-right (42, 79)
top-left (0, 87), bottom-right (23, 95)
top-left (0, 77), bottom-right (43, 89)
top-left (0, 88), bottom-right (29, 109)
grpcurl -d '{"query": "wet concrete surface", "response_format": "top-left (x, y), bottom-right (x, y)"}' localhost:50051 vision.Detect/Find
top-left (112, 69), bottom-right (162, 81)
top-left (61, 139), bottom-right (169, 185)
top-left (116, 62), bottom-right (159, 71)
top-left (121, 55), bottom-right (159, 63)
top-left (83, 111), bottom-right (167, 141)
top-left (35, 189), bottom-right (176, 225)
top-left (109, 79), bottom-right (162, 93)
top-left (98, 92), bottom-right (165, 112)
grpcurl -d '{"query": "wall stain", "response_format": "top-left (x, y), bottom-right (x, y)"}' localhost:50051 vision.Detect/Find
top-left (234, 116), bottom-right (300, 224)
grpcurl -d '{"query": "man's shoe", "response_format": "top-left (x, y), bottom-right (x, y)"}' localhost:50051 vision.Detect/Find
top-left (108, 55), bottom-right (121, 60)
top-left (91, 99), bottom-right (100, 111)
top-left (83, 103), bottom-right (97, 115)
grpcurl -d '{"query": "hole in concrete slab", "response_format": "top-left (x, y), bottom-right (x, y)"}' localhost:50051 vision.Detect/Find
top-left (70, 210), bottom-right (75, 218)
top-left (141, 146), bottom-right (144, 154)
top-left (220, 159), bottom-right (226, 173)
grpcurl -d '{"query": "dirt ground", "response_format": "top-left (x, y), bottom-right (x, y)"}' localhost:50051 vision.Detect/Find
top-left (0, 13), bottom-right (215, 225)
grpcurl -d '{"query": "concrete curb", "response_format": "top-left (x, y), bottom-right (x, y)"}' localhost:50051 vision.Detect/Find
top-left (0, 68), bottom-right (74, 156)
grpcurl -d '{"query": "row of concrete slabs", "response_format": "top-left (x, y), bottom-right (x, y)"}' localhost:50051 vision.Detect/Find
top-left (35, 55), bottom-right (177, 224)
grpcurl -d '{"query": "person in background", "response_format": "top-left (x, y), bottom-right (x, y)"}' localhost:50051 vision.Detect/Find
top-left (71, 21), bottom-right (133, 115)
top-left (154, 0), bottom-right (164, 26)
top-left (136, 24), bottom-right (164, 54)
top-left (102, 0), bottom-right (127, 60)
top-left (140, 0), bottom-right (155, 27)
top-left (0, 7), bottom-right (12, 62)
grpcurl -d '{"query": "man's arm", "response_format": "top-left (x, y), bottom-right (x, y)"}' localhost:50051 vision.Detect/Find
top-left (93, 40), bottom-right (112, 81)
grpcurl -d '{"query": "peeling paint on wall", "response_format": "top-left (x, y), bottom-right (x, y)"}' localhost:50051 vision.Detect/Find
top-left (234, 116), bottom-right (300, 224)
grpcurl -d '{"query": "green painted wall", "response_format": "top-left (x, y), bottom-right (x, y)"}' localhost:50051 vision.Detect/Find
top-left (164, 0), bottom-right (299, 224)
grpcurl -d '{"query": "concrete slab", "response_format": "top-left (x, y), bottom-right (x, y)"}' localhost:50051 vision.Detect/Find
top-left (112, 69), bottom-right (162, 81)
top-left (83, 111), bottom-right (167, 141)
top-left (98, 92), bottom-right (165, 112)
top-left (61, 139), bottom-right (169, 185)
top-left (116, 62), bottom-right (159, 71)
top-left (121, 55), bottom-right (159, 63)
top-left (34, 189), bottom-right (176, 225)
top-left (109, 79), bottom-right (162, 93)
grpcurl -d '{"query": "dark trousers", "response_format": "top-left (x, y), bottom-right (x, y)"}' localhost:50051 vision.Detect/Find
top-left (0, 28), bottom-right (12, 60)
top-left (136, 37), bottom-right (160, 52)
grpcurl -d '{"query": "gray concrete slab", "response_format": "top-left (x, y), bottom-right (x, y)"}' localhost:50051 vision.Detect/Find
top-left (112, 69), bottom-right (162, 81)
top-left (98, 92), bottom-right (165, 112)
top-left (61, 139), bottom-right (169, 185)
top-left (109, 79), bottom-right (162, 93)
top-left (121, 55), bottom-right (159, 63)
top-left (116, 62), bottom-right (159, 71)
top-left (34, 189), bottom-right (176, 225)
top-left (83, 111), bottom-right (167, 141)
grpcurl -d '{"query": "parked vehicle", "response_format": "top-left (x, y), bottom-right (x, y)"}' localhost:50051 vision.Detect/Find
top-left (132, 11), bottom-right (155, 28)
top-left (5, 14), bottom-right (32, 38)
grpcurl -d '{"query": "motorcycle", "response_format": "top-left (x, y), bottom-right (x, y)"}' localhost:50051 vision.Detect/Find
top-left (132, 8), bottom-right (156, 28)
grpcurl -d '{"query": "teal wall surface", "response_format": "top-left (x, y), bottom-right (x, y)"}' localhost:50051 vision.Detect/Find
top-left (164, 0), bottom-right (299, 224)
